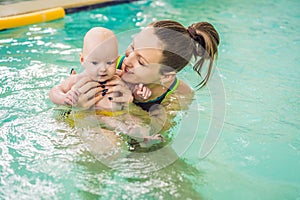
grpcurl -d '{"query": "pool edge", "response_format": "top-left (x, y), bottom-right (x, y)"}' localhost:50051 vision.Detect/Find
top-left (0, 0), bottom-right (139, 30)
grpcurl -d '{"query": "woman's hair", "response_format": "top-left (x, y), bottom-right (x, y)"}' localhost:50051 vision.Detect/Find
top-left (149, 20), bottom-right (220, 88)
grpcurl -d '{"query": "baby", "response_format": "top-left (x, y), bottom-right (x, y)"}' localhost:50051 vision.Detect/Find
top-left (49, 27), bottom-right (151, 111)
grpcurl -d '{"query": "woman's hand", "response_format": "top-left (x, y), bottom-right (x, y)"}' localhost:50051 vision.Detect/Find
top-left (71, 77), bottom-right (106, 109)
top-left (104, 75), bottom-right (133, 106)
top-left (69, 75), bottom-right (133, 110)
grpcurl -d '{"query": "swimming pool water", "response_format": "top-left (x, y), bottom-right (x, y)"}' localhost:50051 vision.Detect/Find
top-left (1, 0), bottom-right (300, 199)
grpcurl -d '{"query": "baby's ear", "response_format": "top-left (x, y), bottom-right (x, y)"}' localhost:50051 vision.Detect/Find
top-left (70, 68), bottom-right (77, 75)
top-left (79, 53), bottom-right (84, 63)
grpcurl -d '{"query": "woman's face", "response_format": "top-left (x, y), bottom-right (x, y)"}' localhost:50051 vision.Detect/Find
top-left (121, 28), bottom-right (164, 85)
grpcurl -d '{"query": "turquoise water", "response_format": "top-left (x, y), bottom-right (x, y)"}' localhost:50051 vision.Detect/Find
top-left (1, 0), bottom-right (300, 199)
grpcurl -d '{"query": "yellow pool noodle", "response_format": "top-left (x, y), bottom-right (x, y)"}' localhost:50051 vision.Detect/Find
top-left (0, 7), bottom-right (65, 30)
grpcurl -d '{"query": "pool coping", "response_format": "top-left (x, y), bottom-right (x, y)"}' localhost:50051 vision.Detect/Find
top-left (0, 0), bottom-right (138, 30)
top-left (0, 0), bottom-right (138, 18)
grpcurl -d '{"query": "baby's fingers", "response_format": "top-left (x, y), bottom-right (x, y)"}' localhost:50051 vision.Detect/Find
top-left (141, 86), bottom-right (151, 99)
top-left (138, 83), bottom-right (144, 90)
top-left (143, 89), bottom-right (152, 99)
top-left (133, 85), bottom-right (139, 93)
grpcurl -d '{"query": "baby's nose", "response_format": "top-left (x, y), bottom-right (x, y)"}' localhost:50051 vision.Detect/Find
top-left (98, 62), bottom-right (107, 71)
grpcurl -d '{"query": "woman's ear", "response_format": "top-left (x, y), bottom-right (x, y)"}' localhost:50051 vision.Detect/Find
top-left (160, 71), bottom-right (176, 84)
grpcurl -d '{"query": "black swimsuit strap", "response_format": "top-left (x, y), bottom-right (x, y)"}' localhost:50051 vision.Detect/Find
top-left (134, 77), bottom-right (179, 111)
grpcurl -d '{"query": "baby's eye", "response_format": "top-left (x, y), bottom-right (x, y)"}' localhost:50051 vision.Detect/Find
top-left (91, 61), bottom-right (98, 65)
top-left (106, 60), bottom-right (115, 65)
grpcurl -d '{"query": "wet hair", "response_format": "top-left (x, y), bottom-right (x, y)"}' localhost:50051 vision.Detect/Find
top-left (149, 20), bottom-right (220, 88)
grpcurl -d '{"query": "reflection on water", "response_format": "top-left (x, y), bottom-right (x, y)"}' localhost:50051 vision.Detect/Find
top-left (76, 157), bottom-right (204, 199)
top-left (69, 117), bottom-right (202, 199)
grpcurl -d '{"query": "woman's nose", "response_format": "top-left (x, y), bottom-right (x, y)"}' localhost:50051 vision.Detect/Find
top-left (124, 52), bottom-right (135, 68)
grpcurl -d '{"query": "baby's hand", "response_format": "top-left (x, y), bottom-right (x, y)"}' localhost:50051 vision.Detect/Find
top-left (64, 88), bottom-right (80, 106)
top-left (133, 83), bottom-right (152, 100)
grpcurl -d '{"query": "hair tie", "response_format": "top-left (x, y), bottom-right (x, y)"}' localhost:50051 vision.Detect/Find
top-left (187, 26), bottom-right (197, 40)
top-left (187, 25), bottom-right (205, 47)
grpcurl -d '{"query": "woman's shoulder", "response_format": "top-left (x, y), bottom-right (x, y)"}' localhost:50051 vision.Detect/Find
top-left (162, 79), bottom-right (194, 112)
top-left (176, 80), bottom-right (194, 98)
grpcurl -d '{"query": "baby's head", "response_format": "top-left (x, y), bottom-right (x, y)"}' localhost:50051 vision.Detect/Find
top-left (80, 27), bottom-right (118, 82)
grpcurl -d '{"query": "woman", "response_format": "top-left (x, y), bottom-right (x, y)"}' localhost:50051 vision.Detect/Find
top-left (72, 20), bottom-right (220, 146)
top-left (76, 20), bottom-right (219, 110)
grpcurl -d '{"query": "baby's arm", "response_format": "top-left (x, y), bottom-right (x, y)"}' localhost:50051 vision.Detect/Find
top-left (132, 83), bottom-right (152, 101)
top-left (49, 74), bottom-right (80, 105)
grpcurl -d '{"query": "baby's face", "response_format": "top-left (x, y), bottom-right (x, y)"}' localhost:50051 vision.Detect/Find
top-left (83, 37), bottom-right (118, 82)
